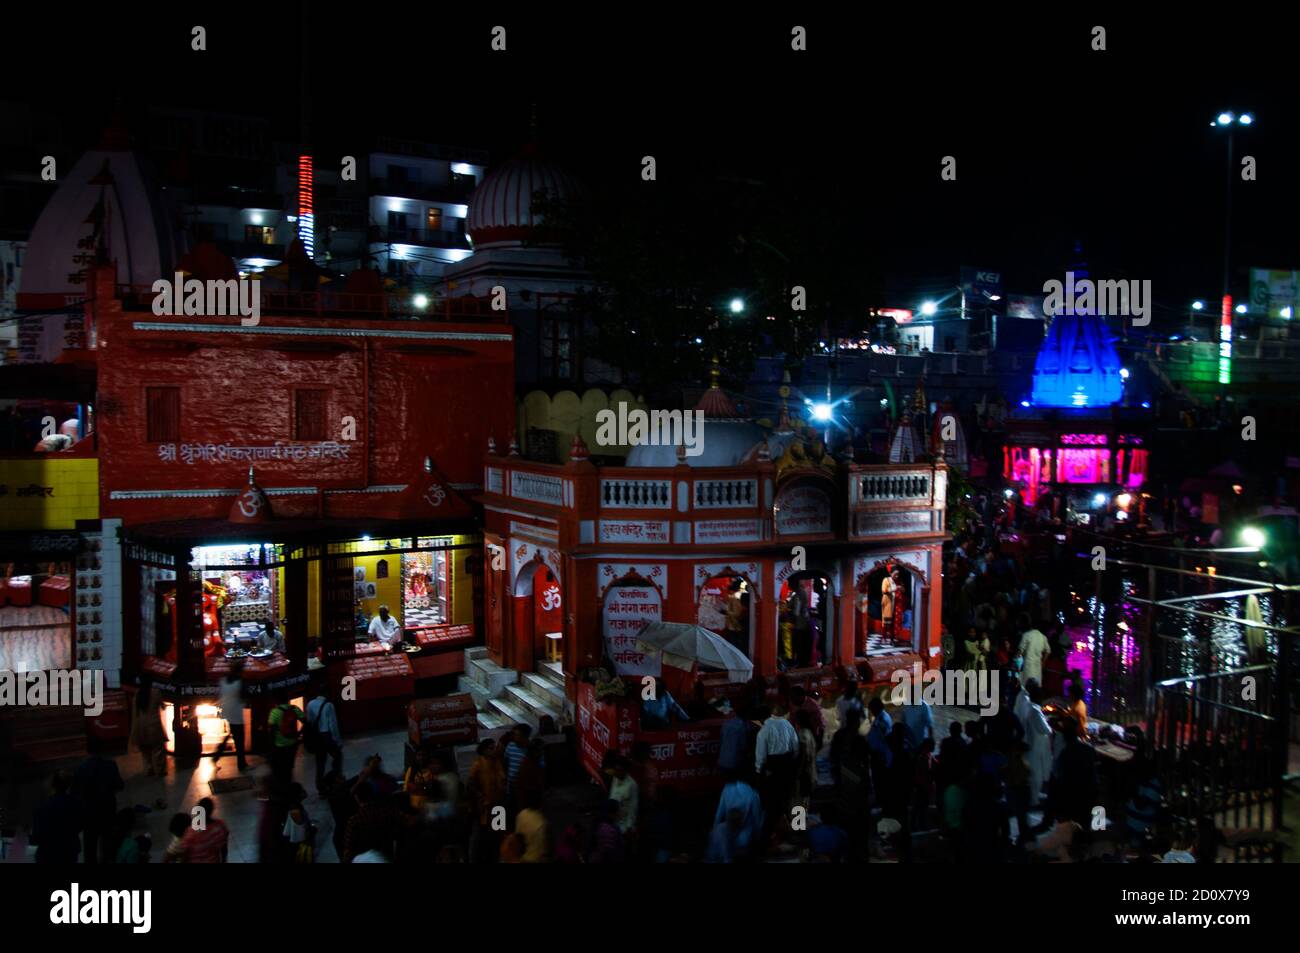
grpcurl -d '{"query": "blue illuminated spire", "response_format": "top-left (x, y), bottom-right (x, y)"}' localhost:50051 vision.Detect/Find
top-left (1031, 243), bottom-right (1123, 408)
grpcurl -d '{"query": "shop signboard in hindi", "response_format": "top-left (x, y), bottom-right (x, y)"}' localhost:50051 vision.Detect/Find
top-left (774, 485), bottom-right (832, 536)
top-left (577, 682), bottom-right (620, 783)
top-left (598, 520), bottom-right (670, 544)
top-left (694, 519), bottom-right (761, 544)
top-left (602, 584), bottom-right (661, 676)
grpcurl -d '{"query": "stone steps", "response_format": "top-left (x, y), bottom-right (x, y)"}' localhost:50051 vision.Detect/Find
top-left (487, 695), bottom-right (535, 730)
top-left (456, 676), bottom-right (494, 709)
top-left (520, 671), bottom-right (565, 710)
top-left (462, 648), bottom-right (518, 698)
top-left (475, 708), bottom-right (512, 732)
top-left (503, 684), bottom-right (563, 728)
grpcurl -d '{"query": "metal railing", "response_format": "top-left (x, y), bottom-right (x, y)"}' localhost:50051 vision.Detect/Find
top-left (1150, 667), bottom-right (1279, 850)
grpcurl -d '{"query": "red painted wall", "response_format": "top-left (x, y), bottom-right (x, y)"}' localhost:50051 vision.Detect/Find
top-left (94, 296), bottom-right (514, 525)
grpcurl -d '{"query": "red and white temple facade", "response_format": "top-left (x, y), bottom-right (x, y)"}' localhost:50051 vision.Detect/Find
top-left (479, 388), bottom-right (949, 709)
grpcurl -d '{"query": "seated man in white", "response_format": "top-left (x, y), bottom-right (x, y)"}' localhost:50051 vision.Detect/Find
top-left (368, 604), bottom-right (403, 649)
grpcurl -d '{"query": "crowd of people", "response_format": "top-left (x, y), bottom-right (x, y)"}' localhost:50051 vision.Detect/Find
top-left (23, 483), bottom-right (1238, 864)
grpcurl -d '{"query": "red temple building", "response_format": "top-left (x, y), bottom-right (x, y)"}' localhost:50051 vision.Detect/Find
top-left (475, 377), bottom-right (950, 744)
top-left (4, 254), bottom-right (515, 750)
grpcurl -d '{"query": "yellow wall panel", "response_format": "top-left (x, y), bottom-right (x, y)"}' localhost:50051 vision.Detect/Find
top-left (0, 458), bottom-right (99, 530)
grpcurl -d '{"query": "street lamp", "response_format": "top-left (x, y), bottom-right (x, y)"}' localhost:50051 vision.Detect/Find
top-left (729, 298), bottom-right (745, 314)
top-left (1191, 300), bottom-right (1205, 311)
top-left (920, 301), bottom-right (938, 317)
top-left (1241, 526), bottom-right (1267, 550)
top-left (1212, 109), bottom-right (1254, 387)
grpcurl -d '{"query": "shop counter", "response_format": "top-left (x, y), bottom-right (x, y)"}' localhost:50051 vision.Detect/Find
top-left (205, 653), bottom-right (292, 681)
top-left (39, 575), bottom-right (71, 608)
top-left (87, 689), bottom-right (130, 743)
top-left (8, 576), bottom-right (32, 607)
top-left (329, 653), bottom-right (415, 732)
top-left (408, 622), bottom-right (476, 678)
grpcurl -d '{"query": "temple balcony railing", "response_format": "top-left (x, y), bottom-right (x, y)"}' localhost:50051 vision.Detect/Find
top-left (847, 462), bottom-right (947, 541)
top-left (507, 469), bottom-right (568, 507)
top-left (600, 477), bottom-right (673, 509)
top-left (852, 469), bottom-right (935, 505)
top-left (693, 477), bottom-right (758, 509)
top-left (483, 454), bottom-right (949, 544)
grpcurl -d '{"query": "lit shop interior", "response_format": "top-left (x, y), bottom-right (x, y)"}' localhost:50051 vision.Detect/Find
top-left (125, 529), bottom-right (479, 756)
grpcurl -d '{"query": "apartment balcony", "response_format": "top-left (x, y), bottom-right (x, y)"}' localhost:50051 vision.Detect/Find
top-left (372, 226), bottom-right (470, 249)
top-left (368, 178), bottom-right (476, 205)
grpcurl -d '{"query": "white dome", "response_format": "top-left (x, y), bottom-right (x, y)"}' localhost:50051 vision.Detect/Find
top-left (466, 147), bottom-right (582, 249)
top-left (624, 420), bottom-right (766, 468)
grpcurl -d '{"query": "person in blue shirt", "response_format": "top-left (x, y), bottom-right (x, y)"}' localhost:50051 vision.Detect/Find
top-left (866, 697), bottom-right (893, 765)
top-left (866, 696), bottom-right (894, 801)
top-left (714, 700), bottom-right (749, 775)
top-left (712, 771), bottom-right (763, 860)
top-left (640, 678), bottom-right (690, 730)
top-left (900, 698), bottom-right (934, 751)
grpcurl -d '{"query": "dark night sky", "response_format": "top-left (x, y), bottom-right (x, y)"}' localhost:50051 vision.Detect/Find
top-left (8, 6), bottom-right (1298, 312)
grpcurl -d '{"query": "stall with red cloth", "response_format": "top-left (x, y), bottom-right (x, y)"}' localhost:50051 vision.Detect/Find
top-left (328, 642), bottom-right (416, 732)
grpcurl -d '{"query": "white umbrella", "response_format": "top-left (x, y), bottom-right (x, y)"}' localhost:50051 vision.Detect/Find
top-left (635, 622), bottom-right (753, 683)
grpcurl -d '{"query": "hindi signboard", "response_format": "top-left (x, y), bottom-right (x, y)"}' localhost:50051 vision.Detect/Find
top-left (774, 485), bottom-right (832, 536)
top-left (602, 584), bottom-right (662, 676)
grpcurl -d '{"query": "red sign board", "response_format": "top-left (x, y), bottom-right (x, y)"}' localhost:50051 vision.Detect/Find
top-left (576, 682), bottom-right (724, 794)
top-left (408, 693), bottom-right (479, 747)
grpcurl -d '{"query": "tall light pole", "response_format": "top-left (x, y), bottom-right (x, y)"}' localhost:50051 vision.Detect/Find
top-left (1212, 111), bottom-right (1253, 388)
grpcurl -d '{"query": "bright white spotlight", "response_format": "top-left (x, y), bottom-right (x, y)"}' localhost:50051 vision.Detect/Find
top-left (1235, 304), bottom-right (1248, 314)
top-left (1119, 367), bottom-right (1129, 380)
top-left (1239, 114), bottom-right (1253, 125)
top-left (1092, 493), bottom-right (1107, 508)
top-left (1217, 112), bottom-right (1235, 125)
top-left (810, 402), bottom-right (833, 423)
top-left (1283, 306), bottom-right (1294, 319)
top-left (1241, 526), bottom-right (1267, 549)
top-left (920, 301), bottom-right (938, 317)
top-left (1192, 300), bottom-right (1205, 311)
top-left (729, 298), bottom-right (745, 314)
top-left (413, 294), bottom-right (429, 309)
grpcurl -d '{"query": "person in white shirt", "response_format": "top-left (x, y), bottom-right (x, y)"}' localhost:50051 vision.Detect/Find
top-left (305, 690), bottom-right (343, 794)
top-left (368, 605), bottom-right (402, 649)
top-left (1016, 613), bottom-right (1050, 687)
top-left (217, 665), bottom-right (248, 771)
top-left (755, 704), bottom-right (799, 842)
top-left (1013, 678), bottom-right (1053, 807)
